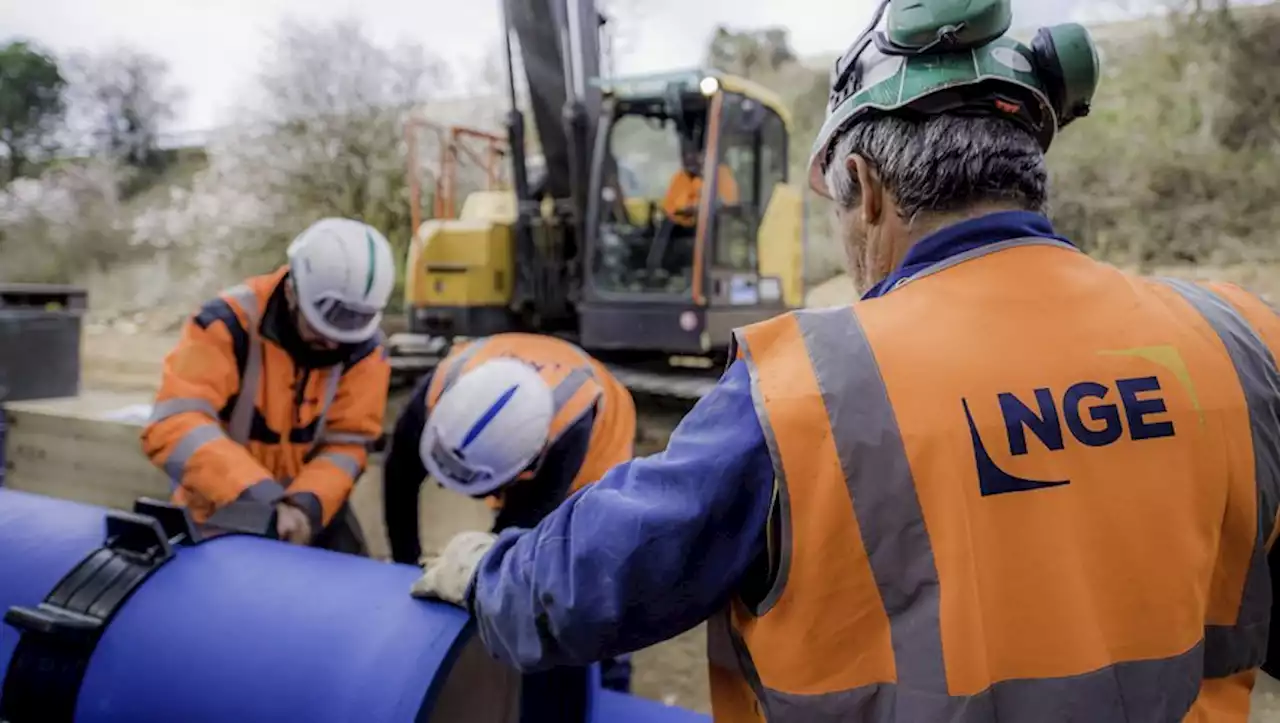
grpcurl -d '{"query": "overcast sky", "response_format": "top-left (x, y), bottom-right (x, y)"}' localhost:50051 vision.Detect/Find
top-left (1, 0), bottom-right (1112, 132)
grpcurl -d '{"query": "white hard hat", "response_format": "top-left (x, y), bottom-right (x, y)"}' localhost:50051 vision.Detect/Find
top-left (286, 217), bottom-right (396, 344)
top-left (420, 358), bottom-right (555, 497)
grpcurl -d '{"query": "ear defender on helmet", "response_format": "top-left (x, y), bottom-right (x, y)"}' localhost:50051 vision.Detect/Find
top-left (1030, 23), bottom-right (1101, 129)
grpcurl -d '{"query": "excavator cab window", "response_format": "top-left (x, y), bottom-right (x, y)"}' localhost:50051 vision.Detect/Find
top-left (710, 94), bottom-right (788, 273)
top-left (591, 92), bottom-right (712, 296)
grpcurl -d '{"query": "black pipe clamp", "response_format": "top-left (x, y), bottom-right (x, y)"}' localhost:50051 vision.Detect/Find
top-left (0, 498), bottom-right (200, 723)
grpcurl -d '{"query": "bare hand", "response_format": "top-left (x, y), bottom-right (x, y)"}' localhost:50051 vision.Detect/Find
top-left (275, 502), bottom-right (313, 545)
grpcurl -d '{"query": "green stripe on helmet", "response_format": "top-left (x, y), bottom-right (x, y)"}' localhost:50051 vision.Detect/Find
top-left (363, 230), bottom-right (376, 299)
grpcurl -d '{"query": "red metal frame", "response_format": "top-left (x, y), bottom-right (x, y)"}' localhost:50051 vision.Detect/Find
top-left (405, 118), bottom-right (509, 235)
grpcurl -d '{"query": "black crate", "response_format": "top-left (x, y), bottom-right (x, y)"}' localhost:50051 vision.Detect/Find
top-left (0, 284), bottom-right (87, 402)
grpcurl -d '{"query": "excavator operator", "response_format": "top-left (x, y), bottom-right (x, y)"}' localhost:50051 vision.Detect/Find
top-left (661, 137), bottom-right (738, 227)
top-left (141, 218), bottom-right (396, 555)
top-left (382, 332), bottom-right (637, 710)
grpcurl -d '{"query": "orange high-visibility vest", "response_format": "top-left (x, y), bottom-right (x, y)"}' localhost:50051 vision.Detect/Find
top-left (142, 266), bottom-right (389, 526)
top-left (426, 333), bottom-right (636, 493)
top-left (711, 238), bottom-right (1280, 722)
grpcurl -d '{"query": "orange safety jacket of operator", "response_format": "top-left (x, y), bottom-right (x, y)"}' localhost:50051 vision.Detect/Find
top-left (662, 164), bottom-right (739, 226)
top-left (426, 333), bottom-right (636, 498)
top-left (141, 266), bottom-right (390, 528)
top-left (709, 239), bottom-right (1280, 722)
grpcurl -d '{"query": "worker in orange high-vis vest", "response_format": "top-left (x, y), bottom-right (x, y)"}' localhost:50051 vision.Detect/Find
top-left (661, 138), bottom-right (739, 227)
top-left (384, 333), bottom-right (636, 709)
top-left (409, 3), bottom-right (1280, 721)
top-left (141, 218), bottom-right (396, 555)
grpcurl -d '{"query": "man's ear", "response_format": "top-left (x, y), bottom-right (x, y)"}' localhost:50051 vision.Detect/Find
top-left (845, 154), bottom-right (883, 227)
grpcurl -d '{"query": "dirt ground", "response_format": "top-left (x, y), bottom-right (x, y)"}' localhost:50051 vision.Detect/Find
top-left (71, 260), bottom-right (1280, 717)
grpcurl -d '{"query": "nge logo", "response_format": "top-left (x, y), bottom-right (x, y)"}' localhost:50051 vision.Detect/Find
top-left (963, 375), bottom-right (1176, 497)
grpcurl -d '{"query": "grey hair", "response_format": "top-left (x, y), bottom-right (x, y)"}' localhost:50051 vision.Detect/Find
top-left (823, 114), bottom-right (1048, 219)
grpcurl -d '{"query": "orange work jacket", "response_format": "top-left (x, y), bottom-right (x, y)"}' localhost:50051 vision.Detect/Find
top-left (710, 238), bottom-right (1280, 722)
top-left (426, 333), bottom-right (636, 497)
top-left (141, 266), bottom-right (390, 528)
top-left (662, 165), bottom-right (740, 226)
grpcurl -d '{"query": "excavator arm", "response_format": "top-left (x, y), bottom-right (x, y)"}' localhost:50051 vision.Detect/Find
top-left (502, 0), bottom-right (604, 212)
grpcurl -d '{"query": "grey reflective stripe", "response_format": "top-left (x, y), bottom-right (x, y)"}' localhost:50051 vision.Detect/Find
top-left (319, 431), bottom-right (377, 446)
top-left (163, 422), bottom-right (227, 487)
top-left (551, 366), bottom-right (593, 409)
top-left (240, 478), bottom-right (287, 504)
top-left (705, 611), bottom-right (739, 669)
top-left (1160, 278), bottom-right (1280, 678)
top-left (737, 305), bottom-right (1206, 722)
top-left (149, 397), bottom-right (219, 424)
top-left (545, 365), bottom-right (603, 448)
top-left (735, 337), bottom-right (791, 617)
top-left (439, 339), bottom-right (490, 392)
top-left (223, 284), bottom-right (262, 446)
top-left (893, 237), bottom-right (1080, 292)
top-left (558, 339), bottom-right (603, 419)
top-left (759, 641), bottom-right (1203, 723)
top-left (309, 365), bottom-right (343, 457)
top-left (318, 450), bottom-right (362, 478)
top-left (706, 608), bottom-right (771, 718)
top-left (797, 306), bottom-right (947, 691)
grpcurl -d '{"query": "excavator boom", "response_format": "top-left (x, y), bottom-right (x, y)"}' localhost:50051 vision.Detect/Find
top-left (502, 0), bottom-right (603, 210)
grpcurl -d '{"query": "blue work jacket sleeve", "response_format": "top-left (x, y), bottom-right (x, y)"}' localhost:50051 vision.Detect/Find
top-left (468, 360), bottom-right (775, 671)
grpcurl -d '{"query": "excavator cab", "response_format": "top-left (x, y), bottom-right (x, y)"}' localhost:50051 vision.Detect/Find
top-left (580, 70), bottom-right (805, 360)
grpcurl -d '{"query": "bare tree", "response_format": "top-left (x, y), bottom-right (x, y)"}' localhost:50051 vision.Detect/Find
top-left (211, 17), bottom-right (448, 272)
top-left (64, 46), bottom-right (184, 172)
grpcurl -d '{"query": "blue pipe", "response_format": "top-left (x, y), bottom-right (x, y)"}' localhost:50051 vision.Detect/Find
top-left (0, 489), bottom-right (515, 723)
top-left (0, 489), bottom-right (105, 680)
top-left (0, 489), bottom-right (710, 723)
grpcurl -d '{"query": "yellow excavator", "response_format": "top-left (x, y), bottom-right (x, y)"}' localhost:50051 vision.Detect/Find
top-left (388, 0), bottom-right (806, 402)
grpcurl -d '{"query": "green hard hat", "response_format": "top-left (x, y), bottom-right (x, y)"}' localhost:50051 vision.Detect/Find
top-left (808, 0), bottom-right (1100, 197)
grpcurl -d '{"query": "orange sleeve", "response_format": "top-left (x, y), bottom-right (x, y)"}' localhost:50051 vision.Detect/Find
top-left (717, 164), bottom-right (739, 204)
top-left (141, 308), bottom-right (278, 510)
top-left (287, 341), bottom-right (391, 527)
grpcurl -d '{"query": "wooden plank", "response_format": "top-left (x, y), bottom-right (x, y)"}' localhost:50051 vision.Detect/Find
top-left (3, 389), bottom-right (494, 562)
top-left (4, 390), bottom-right (168, 510)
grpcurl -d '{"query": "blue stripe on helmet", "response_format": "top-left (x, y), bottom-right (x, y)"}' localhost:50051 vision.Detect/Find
top-left (460, 383), bottom-right (520, 450)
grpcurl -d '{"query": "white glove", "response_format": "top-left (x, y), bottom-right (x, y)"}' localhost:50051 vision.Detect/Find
top-left (409, 530), bottom-right (498, 606)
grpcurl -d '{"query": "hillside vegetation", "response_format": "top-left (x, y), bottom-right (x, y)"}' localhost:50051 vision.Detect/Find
top-left (707, 2), bottom-right (1280, 281)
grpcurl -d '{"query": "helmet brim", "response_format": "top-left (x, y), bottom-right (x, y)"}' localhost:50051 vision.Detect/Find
top-left (420, 425), bottom-right (515, 498)
top-left (295, 293), bottom-right (382, 345)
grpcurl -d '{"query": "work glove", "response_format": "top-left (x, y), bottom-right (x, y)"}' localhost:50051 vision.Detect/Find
top-left (275, 502), bottom-right (313, 546)
top-left (410, 530), bottom-right (497, 606)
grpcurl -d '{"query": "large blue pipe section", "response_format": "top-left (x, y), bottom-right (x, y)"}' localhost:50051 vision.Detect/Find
top-left (0, 488), bottom-right (519, 722)
top-left (0, 489), bottom-right (710, 723)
